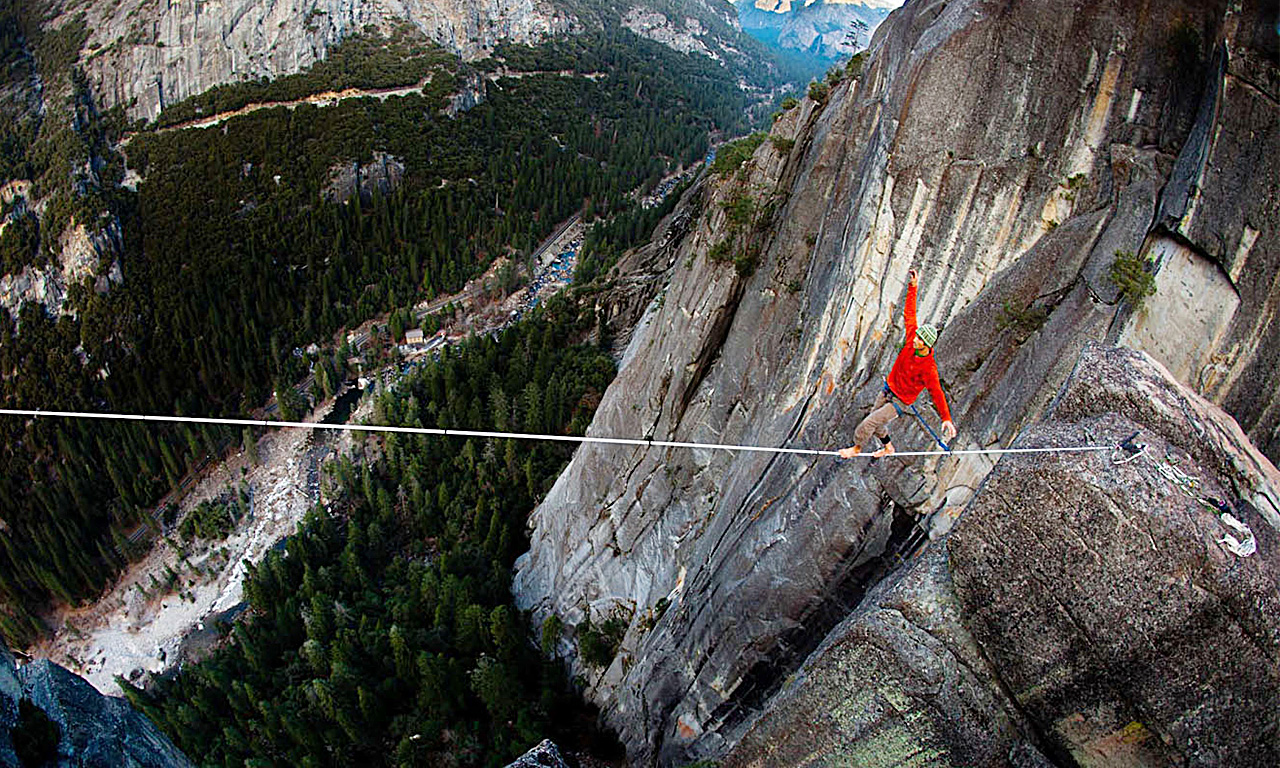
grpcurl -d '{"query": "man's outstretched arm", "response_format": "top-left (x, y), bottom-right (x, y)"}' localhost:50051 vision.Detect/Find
top-left (904, 270), bottom-right (918, 338)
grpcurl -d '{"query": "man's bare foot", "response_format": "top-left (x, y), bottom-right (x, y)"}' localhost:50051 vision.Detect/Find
top-left (838, 446), bottom-right (862, 459)
top-left (871, 442), bottom-right (895, 458)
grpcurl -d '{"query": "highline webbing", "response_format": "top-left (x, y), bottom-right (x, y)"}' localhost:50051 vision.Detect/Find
top-left (0, 408), bottom-right (1118, 459)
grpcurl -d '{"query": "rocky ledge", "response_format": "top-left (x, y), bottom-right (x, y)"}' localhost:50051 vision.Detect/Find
top-left (722, 345), bottom-right (1280, 767)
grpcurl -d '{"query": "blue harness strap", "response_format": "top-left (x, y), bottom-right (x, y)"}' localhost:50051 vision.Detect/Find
top-left (882, 382), bottom-right (904, 416)
top-left (883, 382), bottom-right (951, 452)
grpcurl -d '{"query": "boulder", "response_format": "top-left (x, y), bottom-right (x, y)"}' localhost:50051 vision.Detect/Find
top-left (949, 346), bottom-right (1280, 766)
top-left (720, 546), bottom-right (1038, 768)
top-left (322, 152), bottom-right (406, 205)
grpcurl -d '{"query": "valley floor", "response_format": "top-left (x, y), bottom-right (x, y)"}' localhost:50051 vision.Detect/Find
top-left (29, 216), bottom-right (587, 695)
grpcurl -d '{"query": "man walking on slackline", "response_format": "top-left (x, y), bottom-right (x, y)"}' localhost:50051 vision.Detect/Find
top-left (839, 269), bottom-right (957, 459)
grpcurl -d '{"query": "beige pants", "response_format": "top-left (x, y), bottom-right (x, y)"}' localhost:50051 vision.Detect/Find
top-left (853, 391), bottom-right (900, 449)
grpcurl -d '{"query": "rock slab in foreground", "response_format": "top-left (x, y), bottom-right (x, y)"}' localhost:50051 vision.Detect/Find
top-left (951, 346), bottom-right (1280, 766)
top-left (725, 346), bottom-right (1280, 767)
top-left (0, 643), bottom-right (194, 768)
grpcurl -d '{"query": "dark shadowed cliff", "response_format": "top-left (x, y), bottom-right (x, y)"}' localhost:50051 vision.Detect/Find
top-left (0, 644), bottom-right (193, 767)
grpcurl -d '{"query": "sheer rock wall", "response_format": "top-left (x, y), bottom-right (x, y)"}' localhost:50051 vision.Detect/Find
top-left (514, 0), bottom-right (1279, 765)
top-left (68, 0), bottom-right (574, 121)
top-left (54, 0), bottom-right (748, 123)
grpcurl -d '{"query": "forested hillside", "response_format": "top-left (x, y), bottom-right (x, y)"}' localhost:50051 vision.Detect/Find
top-left (0, 19), bottom-right (755, 644)
top-left (122, 303), bottom-right (619, 766)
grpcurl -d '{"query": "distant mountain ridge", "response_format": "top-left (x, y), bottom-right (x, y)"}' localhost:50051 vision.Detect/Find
top-left (751, 0), bottom-right (900, 11)
top-left (735, 0), bottom-right (900, 77)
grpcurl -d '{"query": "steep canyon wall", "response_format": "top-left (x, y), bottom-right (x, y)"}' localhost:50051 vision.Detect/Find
top-left (70, 0), bottom-right (574, 121)
top-left (49, 0), bottom-right (750, 122)
top-left (513, 0), bottom-right (1279, 764)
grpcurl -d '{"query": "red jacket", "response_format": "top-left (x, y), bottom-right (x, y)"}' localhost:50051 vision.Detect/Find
top-left (886, 284), bottom-right (952, 423)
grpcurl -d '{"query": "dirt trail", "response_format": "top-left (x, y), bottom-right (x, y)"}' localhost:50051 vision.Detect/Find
top-left (120, 68), bottom-right (605, 144)
top-left (118, 80), bottom-right (431, 146)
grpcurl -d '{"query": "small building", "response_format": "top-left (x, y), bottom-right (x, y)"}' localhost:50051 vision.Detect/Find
top-left (406, 328), bottom-right (425, 345)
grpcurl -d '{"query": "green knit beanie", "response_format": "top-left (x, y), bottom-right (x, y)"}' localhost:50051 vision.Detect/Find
top-left (916, 324), bottom-right (939, 348)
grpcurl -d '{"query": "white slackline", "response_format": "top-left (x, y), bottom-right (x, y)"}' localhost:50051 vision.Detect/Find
top-left (0, 408), bottom-right (1118, 459)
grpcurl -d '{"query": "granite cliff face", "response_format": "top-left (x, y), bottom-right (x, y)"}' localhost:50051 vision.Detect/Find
top-left (0, 217), bottom-right (123, 321)
top-left (49, 0), bottom-right (751, 122)
top-left (513, 0), bottom-right (1280, 764)
top-left (74, 0), bottom-right (575, 121)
